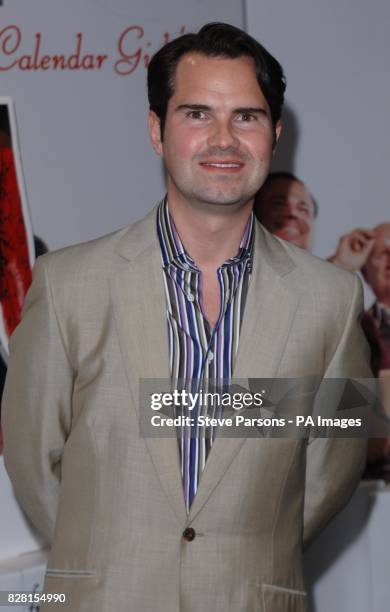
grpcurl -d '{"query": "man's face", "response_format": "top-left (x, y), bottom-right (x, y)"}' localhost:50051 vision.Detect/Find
top-left (149, 53), bottom-right (281, 211)
top-left (255, 178), bottom-right (315, 250)
top-left (363, 224), bottom-right (390, 303)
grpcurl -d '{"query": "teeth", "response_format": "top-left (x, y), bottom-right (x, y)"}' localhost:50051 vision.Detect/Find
top-left (203, 163), bottom-right (240, 168)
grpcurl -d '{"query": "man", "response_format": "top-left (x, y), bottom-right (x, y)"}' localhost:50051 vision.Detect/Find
top-left (254, 172), bottom-right (373, 267)
top-left (357, 224), bottom-right (390, 475)
top-left (313, 222), bottom-right (389, 375)
top-left (254, 171), bottom-right (317, 250)
top-left (327, 223), bottom-right (390, 475)
top-left (331, 222), bottom-right (390, 375)
top-left (360, 224), bottom-right (390, 371)
top-left (2, 23), bottom-right (371, 612)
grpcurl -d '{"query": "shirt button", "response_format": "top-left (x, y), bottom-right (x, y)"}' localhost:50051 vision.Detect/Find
top-left (182, 263), bottom-right (190, 270)
top-left (183, 527), bottom-right (196, 542)
top-left (207, 351), bottom-right (214, 362)
top-left (187, 293), bottom-right (195, 302)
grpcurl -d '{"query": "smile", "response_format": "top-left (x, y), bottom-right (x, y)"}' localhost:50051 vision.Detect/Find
top-left (199, 162), bottom-right (244, 171)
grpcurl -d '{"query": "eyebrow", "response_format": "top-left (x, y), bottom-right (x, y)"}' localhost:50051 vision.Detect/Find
top-left (175, 103), bottom-right (268, 116)
top-left (175, 104), bottom-right (211, 112)
top-left (234, 107), bottom-right (268, 116)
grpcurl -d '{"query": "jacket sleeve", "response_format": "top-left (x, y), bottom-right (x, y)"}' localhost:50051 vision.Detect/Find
top-left (303, 273), bottom-right (372, 547)
top-left (1, 255), bottom-right (73, 544)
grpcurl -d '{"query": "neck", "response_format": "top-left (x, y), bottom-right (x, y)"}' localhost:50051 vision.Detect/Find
top-left (167, 194), bottom-right (253, 271)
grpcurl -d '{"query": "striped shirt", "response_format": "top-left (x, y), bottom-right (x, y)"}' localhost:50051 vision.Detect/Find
top-left (157, 198), bottom-right (254, 511)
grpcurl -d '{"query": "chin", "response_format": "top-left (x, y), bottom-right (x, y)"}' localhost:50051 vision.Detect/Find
top-left (275, 230), bottom-right (300, 243)
top-left (194, 194), bottom-right (252, 208)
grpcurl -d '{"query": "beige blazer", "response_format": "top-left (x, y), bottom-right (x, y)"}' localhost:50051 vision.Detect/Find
top-left (2, 207), bottom-right (371, 612)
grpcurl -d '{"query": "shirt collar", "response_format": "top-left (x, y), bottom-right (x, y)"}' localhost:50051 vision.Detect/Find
top-left (157, 197), bottom-right (254, 270)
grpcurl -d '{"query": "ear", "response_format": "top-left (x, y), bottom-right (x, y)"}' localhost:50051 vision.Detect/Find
top-left (272, 120), bottom-right (282, 152)
top-left (148, 110), bottom-right (163, 157)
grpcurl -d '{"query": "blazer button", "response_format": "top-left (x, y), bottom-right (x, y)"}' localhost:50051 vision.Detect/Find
top-left (183, 527), bottom-right (196, 542)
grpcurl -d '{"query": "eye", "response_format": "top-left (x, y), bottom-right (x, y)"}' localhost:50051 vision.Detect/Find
top-left (187, 110), bottom-right (207, 120)
top-left (271, 200), bottom-right (285, 209)
top-left (298, 203), bottom-right (310, 216)
top-left (237, 112), bottom-right (257, 122)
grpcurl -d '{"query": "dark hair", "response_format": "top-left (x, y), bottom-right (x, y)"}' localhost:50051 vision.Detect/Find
top-left (255, 171), bottom-right (318, 217)
top-left (147, 22), bottom-right (286, 139)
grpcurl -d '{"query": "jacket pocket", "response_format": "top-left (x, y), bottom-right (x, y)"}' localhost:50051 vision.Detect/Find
top-left (45, 568), bottom-right (97, 579)
top-left (42, 572), bottom-right (100, 612)
top-left (261, 583), bottom-right (308, 612)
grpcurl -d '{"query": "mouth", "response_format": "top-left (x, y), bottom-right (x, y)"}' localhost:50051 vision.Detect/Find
top-left (199, 161), bottom-right (244, 172)
top-left (276, 221), bottom-right (300, 235)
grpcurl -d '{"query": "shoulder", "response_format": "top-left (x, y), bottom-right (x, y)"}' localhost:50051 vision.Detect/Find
top-left (35, 205), bottom-right (158, 284)
top-left (257, 222), bottom-right (361, 304)
top-left (37, 226), bottom-right (130, 280)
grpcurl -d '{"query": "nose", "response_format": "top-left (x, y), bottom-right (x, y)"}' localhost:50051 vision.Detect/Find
top-left (207, 118), bottom-right (239, 150)
top-left (283, 201), bottom-right (299, 219)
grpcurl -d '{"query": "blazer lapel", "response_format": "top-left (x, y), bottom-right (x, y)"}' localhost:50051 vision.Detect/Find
top-left (188, 223), bottom-right (301, 523)
top-left (110, 208), bottom-right (187, 525)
